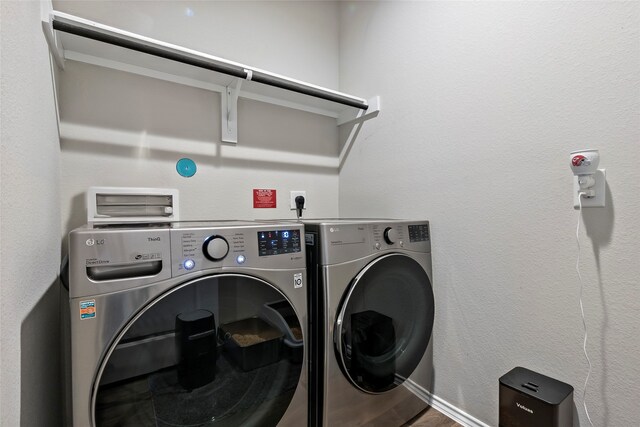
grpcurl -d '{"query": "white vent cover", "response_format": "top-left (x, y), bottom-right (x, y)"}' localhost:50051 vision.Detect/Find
top-left (87, 187), bottom-right (179, 224)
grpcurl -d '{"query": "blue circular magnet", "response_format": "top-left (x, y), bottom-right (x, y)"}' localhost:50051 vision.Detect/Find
top-left (176, 158), bottom-right (197, 177)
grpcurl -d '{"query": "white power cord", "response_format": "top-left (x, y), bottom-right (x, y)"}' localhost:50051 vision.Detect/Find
top-left (576, 192), bottom-right (595, 427)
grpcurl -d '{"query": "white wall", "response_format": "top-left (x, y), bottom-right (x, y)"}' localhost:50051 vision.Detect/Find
top-left (339, 2), bottom-right (640, 426)
top-left (53, 1), bottom-right (341, 235)
top-left (58, 62), bottom-right (340, 233)
top-left (0, 1), bottom-right (62, 425)
top-left (52, 0), bottom-right (339, 89)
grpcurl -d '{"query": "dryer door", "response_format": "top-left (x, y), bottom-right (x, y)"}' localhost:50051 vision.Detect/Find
top-left (334, 254), bottom-right (434, 393)
top-left (93, 274), bottom-right (304, 427)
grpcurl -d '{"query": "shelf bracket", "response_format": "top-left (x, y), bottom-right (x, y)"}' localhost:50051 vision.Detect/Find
top-left (41, 6), bottom-right (65, 69)
top-left (336, 96), bottom-right (380, 126)
top-left (221, 78), bottom-right (243, 144)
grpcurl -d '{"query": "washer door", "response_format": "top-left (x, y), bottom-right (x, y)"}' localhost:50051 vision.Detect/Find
top-left (334, 254), bottom-right (434, 393)
top-left (93, 274), bottom-right (303, 427)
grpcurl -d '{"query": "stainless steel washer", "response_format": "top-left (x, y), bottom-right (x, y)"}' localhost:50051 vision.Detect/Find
top-left (304, 219), bottom-right (434, 427)
top-left (64, 221), bottom-right (308, 427)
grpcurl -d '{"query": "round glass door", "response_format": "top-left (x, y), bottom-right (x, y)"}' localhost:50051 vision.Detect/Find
top-left (93, 274), bottom-right (303, 427)
top-left (335, 254), bottom-right (434, 393)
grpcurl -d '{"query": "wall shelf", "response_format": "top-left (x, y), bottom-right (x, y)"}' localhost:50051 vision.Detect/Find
top-left (42, 10), bottom-right (380, 144)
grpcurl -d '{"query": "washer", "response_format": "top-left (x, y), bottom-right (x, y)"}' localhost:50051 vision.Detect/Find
top-left (64, 221), bottom-right (308, 427)
top-left (304, 219), bottom-right (434, 426)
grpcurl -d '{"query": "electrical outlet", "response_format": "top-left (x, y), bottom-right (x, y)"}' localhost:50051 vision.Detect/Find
top-left (290, 191), bottom-right (306, 210)
top-left (573, 169), bottom-right (606, 209)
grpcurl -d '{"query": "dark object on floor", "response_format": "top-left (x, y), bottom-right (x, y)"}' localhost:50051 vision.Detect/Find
top-left (219, 317), bottom-right (283, 371)
top-left (96, 356), bottom-right (300, 427)
top-left (150, 357), bottom-right (296, 426)
top-left (176, 309), bottom-right (217, 390)
top-left (351, 310), bottom-right (397, 390)
top-left (499, 366), bottom-right (573, 427)
top-left (94, 377), bottom-right (156, 427)
top-left (262, 300), bottom-right (304, 363)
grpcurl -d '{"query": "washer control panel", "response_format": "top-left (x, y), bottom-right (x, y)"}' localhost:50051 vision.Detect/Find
top-left (257, 229), bottom-right (302, 257)
top-left (170, 224), bottom-right (305, 277)
top-left (202, 235), bottom-right (230, 261)
top-left (67, 222), bottom-right (306, 297)
top-left (172, 228), bottom-right (246, 276)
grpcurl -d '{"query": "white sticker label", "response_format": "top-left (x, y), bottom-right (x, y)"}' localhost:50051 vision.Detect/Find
top-left (293, 273), bottom-right (303, 289)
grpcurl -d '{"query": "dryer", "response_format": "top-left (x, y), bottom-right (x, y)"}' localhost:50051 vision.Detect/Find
top-left (64, 221), bottom-right (308, 427)
top-left (304, 219), bottom-right (434, 426)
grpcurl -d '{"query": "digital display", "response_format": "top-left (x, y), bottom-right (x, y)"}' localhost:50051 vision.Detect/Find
top-left (257, 229), bottom-right (301, 257)
top-left (408, 224), bottom-right (430, 242)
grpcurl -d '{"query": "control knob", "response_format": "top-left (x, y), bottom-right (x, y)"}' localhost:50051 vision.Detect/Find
top-left (383, 227), bottom-right (397, 244)
top-left (203, 235), bottom-right (229, 261)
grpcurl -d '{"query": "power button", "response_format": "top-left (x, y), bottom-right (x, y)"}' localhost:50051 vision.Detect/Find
top-left (183, 259), bottom-right (195, 270)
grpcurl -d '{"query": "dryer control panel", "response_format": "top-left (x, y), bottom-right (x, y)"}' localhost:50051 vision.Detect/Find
top-left (371, 222), bottom-right (430, 252)
top-left (408, 224), bottom-right (430, 242)
top-left (306, 220), bottom-right (431, 266)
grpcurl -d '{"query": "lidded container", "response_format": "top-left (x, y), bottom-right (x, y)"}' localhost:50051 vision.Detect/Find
top-left (499, 367), bottom-right (573, 427)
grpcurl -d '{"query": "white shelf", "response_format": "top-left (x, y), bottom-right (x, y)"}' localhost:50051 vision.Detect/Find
top-left (42, 10), bottom-right (380, 144)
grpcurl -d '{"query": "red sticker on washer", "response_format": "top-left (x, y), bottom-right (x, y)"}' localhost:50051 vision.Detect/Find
top-left (253, 189), bottom-right (276, 208)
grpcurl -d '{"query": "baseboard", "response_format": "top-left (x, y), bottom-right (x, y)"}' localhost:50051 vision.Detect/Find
top-left (404, 379), bottom-right (492, 427)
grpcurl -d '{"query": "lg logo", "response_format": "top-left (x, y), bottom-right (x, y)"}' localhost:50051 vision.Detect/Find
top-left (86, 239), bottom-right (104, 246)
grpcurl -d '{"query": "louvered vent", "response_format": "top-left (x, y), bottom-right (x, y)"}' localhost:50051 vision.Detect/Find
top-left (87, 187), bottom-right (179, 224)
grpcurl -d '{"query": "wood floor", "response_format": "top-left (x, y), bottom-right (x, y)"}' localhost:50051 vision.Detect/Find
top-left (402, 406), bottom-right (463, 427)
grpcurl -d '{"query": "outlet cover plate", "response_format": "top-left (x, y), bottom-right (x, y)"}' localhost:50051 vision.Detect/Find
top-left (290, 191), bottom-right (306, 210)
top-left (574, 169), bottom-right (606, 209)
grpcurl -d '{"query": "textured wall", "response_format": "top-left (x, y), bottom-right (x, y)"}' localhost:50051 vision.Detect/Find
top-left (57, 61), bottom-right (340, 235)
top-left (0, 1), bottom-right (62, 425)
top-left (339, 2), bottom-right (640, 425)
top-left (53, 0), bottom-right (341, 236)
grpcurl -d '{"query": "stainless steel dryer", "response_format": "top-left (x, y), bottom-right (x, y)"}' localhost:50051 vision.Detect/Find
top-left (304, 219), bottom-right (434, 427)
top-left (64, 221), bottom-right (308, 427)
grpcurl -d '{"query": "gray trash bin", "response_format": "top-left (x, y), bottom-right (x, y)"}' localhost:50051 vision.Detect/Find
top-left (499, 367), bottom-right (573, 427)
